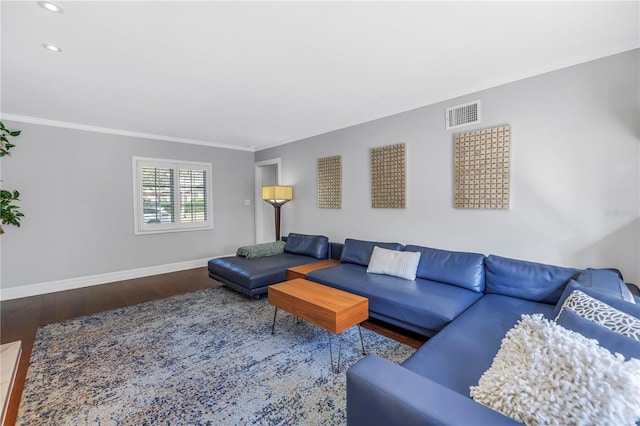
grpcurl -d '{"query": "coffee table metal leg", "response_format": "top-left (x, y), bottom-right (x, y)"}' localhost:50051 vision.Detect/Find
top-left (358, 324), bottom-right (366, 355)
top-left (328, 332), bottom-right (344, 373)
top-left (328, 333), bottom-right (334, 370)
top-left (271, 307), bottom-right (278, 335)
top-left (337, 335), bottom-right (343, 372)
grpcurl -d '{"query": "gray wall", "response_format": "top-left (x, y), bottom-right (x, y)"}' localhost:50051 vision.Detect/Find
top-left (1, 122), bottom-right (256, 289)
top-left (2, 49), bottom-right (637, 294)
top-left (257, 49), bottom-right (640, 284)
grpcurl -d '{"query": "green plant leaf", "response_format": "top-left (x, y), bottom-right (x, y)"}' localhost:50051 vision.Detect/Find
top-left (0, 121), bottom-right (24, 232)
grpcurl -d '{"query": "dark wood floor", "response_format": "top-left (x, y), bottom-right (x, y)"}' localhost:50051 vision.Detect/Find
top-left (1, 268), bottom-right (426, 425)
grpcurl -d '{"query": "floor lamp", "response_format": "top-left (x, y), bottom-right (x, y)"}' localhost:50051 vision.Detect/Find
top-left (262, 186), bottom-right (293, 241)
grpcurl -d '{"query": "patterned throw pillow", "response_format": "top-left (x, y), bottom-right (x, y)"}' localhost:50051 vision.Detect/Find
top-left (236, 241), bottom-right (286, 259)
top-left (556, 290), bottom-right (640, 341)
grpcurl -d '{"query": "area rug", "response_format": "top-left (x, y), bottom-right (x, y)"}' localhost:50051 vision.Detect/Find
top-left (17, 287), bottom-right (415, 425)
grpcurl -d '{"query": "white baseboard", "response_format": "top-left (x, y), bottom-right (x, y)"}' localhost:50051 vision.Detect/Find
top-left (0, 255), bottom-right (234, 301)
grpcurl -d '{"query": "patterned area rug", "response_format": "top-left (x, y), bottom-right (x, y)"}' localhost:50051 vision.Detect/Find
top-left (17, 287), bottom-right (415, 425)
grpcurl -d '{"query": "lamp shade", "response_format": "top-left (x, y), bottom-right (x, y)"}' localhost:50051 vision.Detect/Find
top-left (262, 186), bottom-right (293, 205)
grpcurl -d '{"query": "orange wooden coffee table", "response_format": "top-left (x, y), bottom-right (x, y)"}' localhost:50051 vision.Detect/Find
top-left (268, 278), bottom-right (369, 372)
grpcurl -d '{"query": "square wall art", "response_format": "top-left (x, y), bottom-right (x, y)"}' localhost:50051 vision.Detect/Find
top-left (317, 155), bottom-right (342, 208)
top-left (454, 125), bottom-right (510, 209)
top-left (371, 143), bottom-right (406, 208)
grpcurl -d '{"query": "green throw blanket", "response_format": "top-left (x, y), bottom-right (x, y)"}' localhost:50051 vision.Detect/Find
top-left (236, 241), bottom-right (286, 259)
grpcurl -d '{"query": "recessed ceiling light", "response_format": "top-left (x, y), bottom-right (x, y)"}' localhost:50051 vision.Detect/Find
top-left (37, 1), bottom-right (64, 13)
top-left (42, 43), bottom-right (63, 52)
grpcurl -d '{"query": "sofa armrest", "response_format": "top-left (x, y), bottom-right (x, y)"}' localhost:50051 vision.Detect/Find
top-left (347, 355), bottom-right (521, 426)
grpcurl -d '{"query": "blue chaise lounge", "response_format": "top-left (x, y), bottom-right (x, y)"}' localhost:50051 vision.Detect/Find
top-left (207, 232), bottom-right (330, 298)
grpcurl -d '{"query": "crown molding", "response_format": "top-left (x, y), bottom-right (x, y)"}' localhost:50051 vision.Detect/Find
top-left (0, 114), bottom-right (255, 152)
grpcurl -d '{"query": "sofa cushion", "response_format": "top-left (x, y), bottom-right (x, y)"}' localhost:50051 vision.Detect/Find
top-left (366, 246), bottom-right (421, 280)
top-left (405, 245), bottom-right (485, 292)
top-left (556, 290), bottom-right (640, 340)
top-left (484, 255), bottom-right (581, 304)
top-left (283, 233), bottom-right (329, 259)
top-left (307, 263), bottom-right (481, 334)
top-left (340, 239), bottom-right (404, 266)
top-left (401, 294), bottom-right (555, 395)
top-left (469, 314), bottom-right (640, 426)
top-left (553, 279), bottom-right (640, 319)
top-left (329, 242), bottom-right (344, 260)
top-left (574, 268), bottom-right (634, 303)
top-left (556, 308), bottom-right (640, 360)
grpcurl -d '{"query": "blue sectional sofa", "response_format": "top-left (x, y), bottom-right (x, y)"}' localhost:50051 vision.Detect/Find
top-left (209, 235), bottom-right (639, 423)
top-left (316, 239), bottom-right (638, 425)
top-left (207, 233), bottom-right (330, 297)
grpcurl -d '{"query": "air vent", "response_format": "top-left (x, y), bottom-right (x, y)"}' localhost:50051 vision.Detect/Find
top-left (446, 100), bottom-right (481, 130)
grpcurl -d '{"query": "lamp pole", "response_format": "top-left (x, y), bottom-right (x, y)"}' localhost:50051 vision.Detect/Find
top-left (262, 185), bottom-right (293, 242)
top-left (274, 204), bottom-right (282, 241)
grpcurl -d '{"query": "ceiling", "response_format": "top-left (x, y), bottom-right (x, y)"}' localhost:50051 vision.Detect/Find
top-left (1, 1), bottom-right (638, 151)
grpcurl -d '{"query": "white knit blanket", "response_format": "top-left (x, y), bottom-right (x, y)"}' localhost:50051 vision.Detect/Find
top-left (470, 314), bottom-right (640, 426)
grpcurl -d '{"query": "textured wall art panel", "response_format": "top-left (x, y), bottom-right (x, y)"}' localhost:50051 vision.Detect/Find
top-left (454, 125), bottom-right (511, 209)
top-left (371, 143), bottom-right (406, 208)
top-left (317, 155), bottom-right (342, 208)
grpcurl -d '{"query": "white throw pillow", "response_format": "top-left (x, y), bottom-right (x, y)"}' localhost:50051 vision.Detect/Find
top-left (470, 314), bottom-right (640, 426)
top-left (557, 289), bottom-right (640, 340)
top-left (366, 246), bottom-right (421, 281)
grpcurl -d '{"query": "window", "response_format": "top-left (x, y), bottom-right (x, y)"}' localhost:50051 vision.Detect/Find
top-left (133, 157), bottom-right (213, 234)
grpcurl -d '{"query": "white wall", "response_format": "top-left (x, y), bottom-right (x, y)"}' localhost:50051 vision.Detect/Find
top-left (0, 122), bottom-right (256, 296)
top-left (256, 49), bottom-right (640, 284)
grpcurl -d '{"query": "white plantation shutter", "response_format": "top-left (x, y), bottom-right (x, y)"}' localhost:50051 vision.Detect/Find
top-left (133, 157), bottom-right (213, 234)
top-left (141, 166), bottom-right (175, 223)
top-left (179, 168), bottom-right (207, 223)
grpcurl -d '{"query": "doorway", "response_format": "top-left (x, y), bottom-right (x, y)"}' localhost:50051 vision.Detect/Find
top-left (254, 158), bottom-right (281, 243)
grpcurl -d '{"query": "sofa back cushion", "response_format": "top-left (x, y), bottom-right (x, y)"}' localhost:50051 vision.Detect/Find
top-left (329, 242), bottom-right (344, 260)
top-left (404, 245), bottom-right (485, 292)
top-left (283, 233), bottom-right (329, 259)
top-left (484, 255), bottom-right (581, 304)
top-left (340, 238), bottom-right (404, 266)
top-left (573, 268), bottom-right (634, 303)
